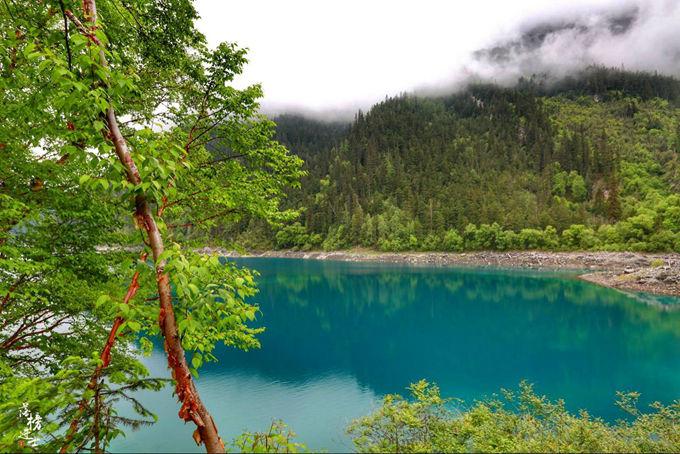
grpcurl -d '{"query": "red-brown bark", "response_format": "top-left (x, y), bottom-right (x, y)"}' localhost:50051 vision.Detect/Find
top-left (0, 276), bottom-right (24, 313)
top-left (60, 253), bottom-right (145, 453)
top-left (67, 2), bottom-right (225, 452)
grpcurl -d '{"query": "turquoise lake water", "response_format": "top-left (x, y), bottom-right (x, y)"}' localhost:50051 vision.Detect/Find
top-left (112, 258), bottom-right (680, 452)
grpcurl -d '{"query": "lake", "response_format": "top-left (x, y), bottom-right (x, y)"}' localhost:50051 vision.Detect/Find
top-left (111, 258), bottom-right (680, 452)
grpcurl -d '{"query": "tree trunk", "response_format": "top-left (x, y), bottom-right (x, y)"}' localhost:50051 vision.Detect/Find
top-left (75, 1), bottom-right (225, 451)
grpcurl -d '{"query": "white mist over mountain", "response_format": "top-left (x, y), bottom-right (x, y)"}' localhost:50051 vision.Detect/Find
top-left (465, 0), bottom-right (680, 85)
top-left (195, 0), bottom-right (680, 116)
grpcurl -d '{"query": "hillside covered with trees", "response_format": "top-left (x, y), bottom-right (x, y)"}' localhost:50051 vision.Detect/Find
top-left (234, 68), bottom-right (680, 253)
top-left (2, 0), bottom-right (679, 451)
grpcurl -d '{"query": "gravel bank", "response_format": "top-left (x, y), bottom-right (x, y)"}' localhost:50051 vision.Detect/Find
top-left (201, 249), bottom-right (680, 297)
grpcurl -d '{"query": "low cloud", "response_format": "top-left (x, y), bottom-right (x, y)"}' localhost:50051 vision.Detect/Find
top-left (197, 0), bottom-right (680, 117)
top-left (463, 0), bottom-right (680, 86)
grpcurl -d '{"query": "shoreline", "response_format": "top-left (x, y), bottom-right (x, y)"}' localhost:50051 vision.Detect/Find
top-left (201, 248), bottom-right (680, 297)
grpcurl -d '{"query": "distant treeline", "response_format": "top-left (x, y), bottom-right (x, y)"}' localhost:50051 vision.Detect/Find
top-left (225, 67), bottom-right (680, 252)
top-left (545, 66), bottom-right (680, 103)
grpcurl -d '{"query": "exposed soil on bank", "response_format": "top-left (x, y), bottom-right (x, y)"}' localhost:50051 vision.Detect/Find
top-left (202, 248), bottom-right (680, 298)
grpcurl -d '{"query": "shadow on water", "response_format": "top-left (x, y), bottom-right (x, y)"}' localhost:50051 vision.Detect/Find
top-left (113, 258), bottom-right (680, 453)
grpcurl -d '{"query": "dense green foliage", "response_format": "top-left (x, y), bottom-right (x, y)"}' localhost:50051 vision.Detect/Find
top-left (1, 0), bottom-right (678, 451)
top-left (348, 380), bottom-right (680, 453)
top-left (233, 420), bottom-right (307, 453)
top-left (0, 0), bottom-right (301, 451)
top-left (241, 68), bottom-right (680, 253)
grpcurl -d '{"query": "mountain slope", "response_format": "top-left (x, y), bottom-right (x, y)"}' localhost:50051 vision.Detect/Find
top-left (264, 67), bottom-right (680, 252)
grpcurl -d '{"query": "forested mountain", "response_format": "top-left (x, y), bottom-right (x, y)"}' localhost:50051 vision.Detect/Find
top-left (230, 67), bottom-right (680, 252)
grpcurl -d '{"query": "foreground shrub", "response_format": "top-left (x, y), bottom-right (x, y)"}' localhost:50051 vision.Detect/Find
top-left (347, 380), bottom-right (680, 453)
top-left (233, 420), bottom-right (307, 453)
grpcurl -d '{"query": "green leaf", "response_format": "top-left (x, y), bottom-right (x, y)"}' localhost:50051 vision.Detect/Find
top-left (191, 353), bottom-right (203, 370)
top-left (95, 294), bottom-right (110, 307)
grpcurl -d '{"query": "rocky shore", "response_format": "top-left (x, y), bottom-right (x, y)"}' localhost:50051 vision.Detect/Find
top-left (202, 248), bottom-right (680, 297)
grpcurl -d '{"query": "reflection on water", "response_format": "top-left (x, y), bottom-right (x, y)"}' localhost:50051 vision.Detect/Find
top-left (112, 258), bottom-right (680, 453)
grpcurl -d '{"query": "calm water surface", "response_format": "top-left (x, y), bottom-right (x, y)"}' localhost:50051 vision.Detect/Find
top-left (112, 258), bottom-right (680, 452)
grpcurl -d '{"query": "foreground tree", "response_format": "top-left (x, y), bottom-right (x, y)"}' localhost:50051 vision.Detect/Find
top-left (0, 0), bottom-right (302, 451)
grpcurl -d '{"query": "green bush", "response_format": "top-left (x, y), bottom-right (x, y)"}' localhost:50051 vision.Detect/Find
top-left (463, 223), bottom-right (480, 250)
top-left (629, 241), bottom-right (652, 252)
top-left (616, 211), bottom-right (656, 244)
top-left (476, 223), bottom-right (503, 250)
top-left (348, 380), bottom-right (680, 453)
top-left (233, 420), bottom-right (306, 453)
top-left (275, 222), bottom-right (309, 249)
top-left (562, 224), bottom-right (598, 250)
top-left (322, 225), bottom-right (349, 251)
top-left (597, 224), bottom-right (621, 246)
top-left (662, 205), bottom-right (680, 232)
top-left (543, 225), bottom-right (560, 249)
top-left (442, 229), bottom-right (464, 252)
top-left (307, 233), bottom-right (323, 249)
top-left (518, 228), bottom-right (546, 249)
top-left (496, 230), bottom-right (519, 251)
top-left (647, 231), bottom-right (677, 252)
top-left (421, 233), bottom-right (442, 251)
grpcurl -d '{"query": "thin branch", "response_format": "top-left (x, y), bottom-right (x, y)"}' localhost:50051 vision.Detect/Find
top-left (60, 252), bottom-right (147, 453)
top-left (116, 0), bottom-right (147, 35)
top-left (63, 9), bottom-right (102, 46)
top-left (0, 275), bottom-right (25, 313)
top-left (197, 154), bottom-right (247, 168)
top-left (1, 314), bottom-right (69, 350)
top-left (158, 189), bottom-right (204, 211)
top-left (57, 0), bottom-right (73, 71)
top-left (2, 0), bottom-right (15, 21)
top-left (7, 316), bottom-right (69, 347)
top-left (184, 114), bottom-right (231, 151)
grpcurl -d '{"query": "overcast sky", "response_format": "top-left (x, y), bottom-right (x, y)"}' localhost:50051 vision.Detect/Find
top-left (194, 0), bottom-right (680, 115)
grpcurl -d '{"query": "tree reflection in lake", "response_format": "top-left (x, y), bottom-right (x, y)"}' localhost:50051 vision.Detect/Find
top-left (213, 258), bottom-right (680, 420)
top-left (112, 258), bottom-right (680, 453)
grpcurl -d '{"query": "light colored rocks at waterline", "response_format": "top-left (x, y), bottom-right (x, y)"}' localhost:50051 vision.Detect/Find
top-left (204, 249), bottom-right (680, 297)
top-left (580, 262), bottom-right (680, 297)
